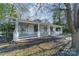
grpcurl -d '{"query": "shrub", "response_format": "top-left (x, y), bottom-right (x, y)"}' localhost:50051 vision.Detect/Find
top-left (63, 27), bottom-right (70, 33)
top-left (0, 22), bottom-right (15, 42)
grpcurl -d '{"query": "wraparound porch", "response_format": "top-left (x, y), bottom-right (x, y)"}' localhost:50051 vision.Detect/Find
top-left (13, 20), bottom-right (63, 41)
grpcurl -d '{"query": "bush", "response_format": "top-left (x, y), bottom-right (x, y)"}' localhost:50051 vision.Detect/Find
top-left (0, 22), bottom-right (15, 42)
top-left (63, 27), bottom-right (70, 33)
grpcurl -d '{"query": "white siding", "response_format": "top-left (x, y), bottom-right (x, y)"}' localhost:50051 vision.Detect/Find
top-left (52, 27), bottom-right (62, 36)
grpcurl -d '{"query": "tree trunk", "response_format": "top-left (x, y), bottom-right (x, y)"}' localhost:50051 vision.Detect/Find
top-left (71, 4), bottom-right (79, 48)
top-left (58, 3), bottom-right (61, 25)
top-left (72, 32), bottom-right (79, 50)
top-left (64, 3), bottom-right (77, 49)
top-left (73, 4), bottom-right (78, 30)
top-left (77, 7), bottom-right (79, 28)
top-left (64, 3), bottom-right (76, 33)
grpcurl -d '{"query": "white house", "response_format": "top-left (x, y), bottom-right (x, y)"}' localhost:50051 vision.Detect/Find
top-left (13, 19), bottom-right (63, 42)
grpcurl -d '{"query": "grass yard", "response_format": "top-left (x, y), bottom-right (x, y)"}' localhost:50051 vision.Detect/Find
top-left (0, 37), bottom-right (71, 56)
top-left (15, 39), bottom-right (71, 56)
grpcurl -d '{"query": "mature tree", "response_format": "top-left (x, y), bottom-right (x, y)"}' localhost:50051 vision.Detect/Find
top-left (14, 3), bottom-right (29, 19)
top-left (64, 3), bottom-right (76, 33)
top-left (0, 3), bottom-right (17, 20)
top-left (0, 3), bottom-right (17, 42)
top-left (64, 3), bottom-right (79, 50)
top-left (53, 4), bottom-right (61, 25)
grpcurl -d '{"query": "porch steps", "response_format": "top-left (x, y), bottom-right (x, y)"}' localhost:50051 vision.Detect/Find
top-left (17, 36), bottom-right (49, 42)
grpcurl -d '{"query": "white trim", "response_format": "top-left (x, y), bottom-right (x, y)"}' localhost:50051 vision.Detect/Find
top-left (48, 25), bottom-right (51, 35)
top-left (38, 24), bottom-right (40, 37)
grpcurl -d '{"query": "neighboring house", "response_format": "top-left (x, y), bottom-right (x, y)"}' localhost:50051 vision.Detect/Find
top-left (13, 19), bottom-right (63, 42)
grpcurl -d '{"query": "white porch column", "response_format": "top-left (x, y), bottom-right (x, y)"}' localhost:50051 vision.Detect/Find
top-left (53, 27), bottom-right (56, 32)
top-left (53, 27), bottom-right (56, 36)
top-left (38, 24), bottom-right (40, 37)
top-left (60, 27), bottom-right (63, 34)
top-left (48, 25), bottom-right (51, 35)
top-left (13, 19), bottom-right (19, 41)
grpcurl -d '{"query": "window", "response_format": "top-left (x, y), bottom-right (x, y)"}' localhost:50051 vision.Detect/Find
top-left (50, 27), bottom-right (53, 32)
top-left (56, 27), bottom-right (61, 31)
top-left (34, 25), bottom-right (38, 32)
top-left (20, 24), bottom-right (28, 32)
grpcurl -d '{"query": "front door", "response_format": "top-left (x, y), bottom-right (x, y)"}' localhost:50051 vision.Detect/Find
top-left (34, 25), bottom-right (38, 32)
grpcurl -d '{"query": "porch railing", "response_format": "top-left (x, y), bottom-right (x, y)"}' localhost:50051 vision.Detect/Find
top-left (13, 31), bottom-right (62, 39)
top-left (40, 32), bottom-right (48, 36)
top-left (51, 31), bottom-right (62, 36)
top-left (19, 31), bottom-right (38, 38)
top-left (19, 31), bottom-right (49, 38)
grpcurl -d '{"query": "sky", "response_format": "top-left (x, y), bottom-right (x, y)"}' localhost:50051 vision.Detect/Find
top-left (14, 3), bottom-right (66, 23)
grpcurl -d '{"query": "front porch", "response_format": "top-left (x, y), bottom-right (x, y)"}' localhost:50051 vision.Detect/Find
top-left (13, 20), bottom-right (63, 42)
